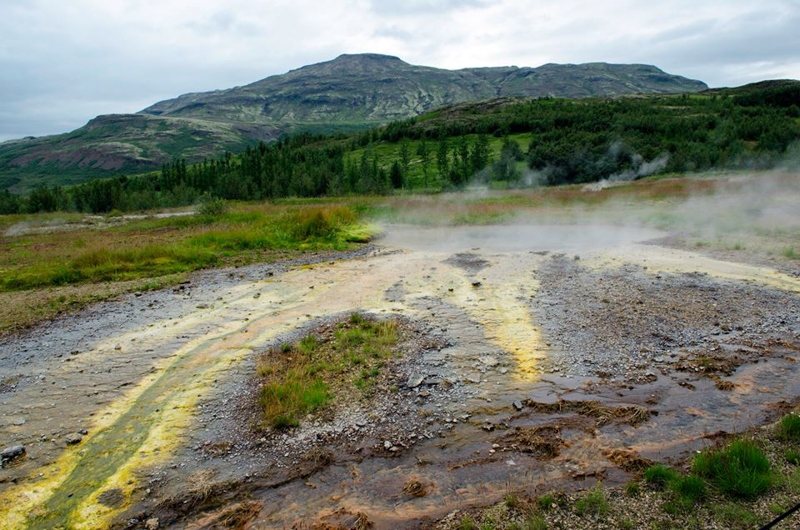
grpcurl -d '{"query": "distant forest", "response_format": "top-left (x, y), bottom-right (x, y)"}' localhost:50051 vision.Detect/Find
top-left (2, 82), bottom-right (799, 214)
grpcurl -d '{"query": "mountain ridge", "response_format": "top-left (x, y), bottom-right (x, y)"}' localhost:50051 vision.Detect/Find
top-left (1, 53), bottom-right (708, 192)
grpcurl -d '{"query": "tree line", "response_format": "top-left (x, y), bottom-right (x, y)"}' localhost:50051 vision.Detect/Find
top-left (3, 83), bottom-right (799, 214)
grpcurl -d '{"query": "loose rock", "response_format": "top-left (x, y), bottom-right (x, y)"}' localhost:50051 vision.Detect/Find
top-left (1, 445), bottom-right (25, 466)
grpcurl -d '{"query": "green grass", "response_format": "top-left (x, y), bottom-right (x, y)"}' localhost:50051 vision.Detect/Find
top-left (256, 313), bottom-right (399, 428)
top-left (710, 503), bottom-right (759, 530)
top-left (776, 413), bottom-right (800, 441)
top-left (670, 475), bottom-right (707, 506)
top-left (644, 464), bottom-right (680, 490)
top-left (522, 515), bottom-right (547, 530)
top-left (0, 203), bottom-right (370, 292)
top-left (574, 484), bottom-right (609, 517)
top-left (693, 439), bottom-right (773, 499)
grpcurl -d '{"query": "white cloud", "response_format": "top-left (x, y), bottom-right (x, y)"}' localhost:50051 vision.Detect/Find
top-left (1, 0), bottom-right (799, 141)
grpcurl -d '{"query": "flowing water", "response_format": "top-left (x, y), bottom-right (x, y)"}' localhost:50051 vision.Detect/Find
top-left (0, 224), bottom-right (798, 529)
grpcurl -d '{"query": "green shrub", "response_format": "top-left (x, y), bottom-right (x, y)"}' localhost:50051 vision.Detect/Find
top-left (693, 439), bottom-right (772, 499)
top-left (197, 193), bottom-right (228, 216)
top-left (786, 449), bottom-right (800, 465)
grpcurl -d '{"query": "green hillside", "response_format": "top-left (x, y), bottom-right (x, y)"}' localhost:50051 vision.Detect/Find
top-left (0, 54), bottom-right (707, 193)
top-left (2, 80), bottom-right (798, 215)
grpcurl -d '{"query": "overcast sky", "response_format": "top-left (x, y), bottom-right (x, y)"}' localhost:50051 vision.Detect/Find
top-left (2, 0), bottom-right (799, 142)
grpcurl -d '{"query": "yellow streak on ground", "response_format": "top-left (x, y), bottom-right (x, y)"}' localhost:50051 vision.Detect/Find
top-left (0, 272), bottom-right (321, 528)
top-left (0, 362), bottom-right (167, 530)
top-left (72, 347), bottom-right (250, 530)
top-left (445, 254), bottom-right (547, 379)
top-left (394, 251), bottom-right (548, 379)
top-left (587, 245), bottom-right (800, 294)
top-left (0, 250), bottom-right (546, 528)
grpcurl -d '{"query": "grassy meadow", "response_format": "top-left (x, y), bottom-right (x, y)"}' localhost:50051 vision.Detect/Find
top-left (0, 200), bottom-right (377, 335)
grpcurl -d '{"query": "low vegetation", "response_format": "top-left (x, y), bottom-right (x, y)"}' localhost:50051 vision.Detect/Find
top-left (0, 202), bottom-right (374, 336)
top-left (437, 413), bottom-right (800, 529)
top-left (255, 313), bottom-right (400, 428)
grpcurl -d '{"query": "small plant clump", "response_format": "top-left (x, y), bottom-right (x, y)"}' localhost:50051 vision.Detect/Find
top-left (196, 193), bottom-right (228, 216)
top-left (776, 413), bottom-right (800, 442)
top-left (255, 313), bottom-right (399, 428)
top-left (644, 464), bottom-right (680, 490)
top-left (693, 439), bottom-right (773, 499)
top-left (574, 484), bottom-right (609, 517)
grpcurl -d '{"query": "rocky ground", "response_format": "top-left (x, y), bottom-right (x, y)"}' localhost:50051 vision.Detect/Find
top-left (1, 230), bottom-right (799, 530)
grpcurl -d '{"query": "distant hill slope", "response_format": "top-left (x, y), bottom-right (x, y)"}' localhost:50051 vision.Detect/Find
top-left (1, 53), bottom-right (707, 193)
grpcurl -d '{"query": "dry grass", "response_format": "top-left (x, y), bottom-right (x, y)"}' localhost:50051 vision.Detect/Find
top-left (402, 479), bottom-right (429, 498)
top-left (503, 426), bottom-right (564, 458)
top-left (0, 275), bottom-right (181, 337)
top-left (522, 399), bottom-right (652, 427)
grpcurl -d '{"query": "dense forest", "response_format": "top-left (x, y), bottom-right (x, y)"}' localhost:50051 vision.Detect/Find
top-left (2, 81), bottom-right (799, 214)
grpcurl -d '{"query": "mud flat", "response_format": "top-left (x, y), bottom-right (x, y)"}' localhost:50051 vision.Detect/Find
top-left (0, 224), bottom-right (798, 529)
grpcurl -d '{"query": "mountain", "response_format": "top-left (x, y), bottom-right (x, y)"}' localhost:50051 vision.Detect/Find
top-left (141, 54), bottom-right (707, 123)
top-left (0, 54), bottom-right (708, 192)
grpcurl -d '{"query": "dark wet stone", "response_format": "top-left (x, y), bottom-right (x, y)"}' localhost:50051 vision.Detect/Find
top-left (1, 445), bottom-right (25, 466)
top-left (512, 401), bottom-right (524, 411)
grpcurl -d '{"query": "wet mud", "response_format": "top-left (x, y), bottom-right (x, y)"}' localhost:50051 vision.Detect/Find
top-left (0, 225), bottom-right (798, 529)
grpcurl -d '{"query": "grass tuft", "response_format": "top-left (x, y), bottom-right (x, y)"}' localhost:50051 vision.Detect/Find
top-left (693, 439), bottom-right (772, 499)
top-left (670, 474), bottom-right (707, 505)
top-left (644, 464), bottom-right (680, 490)
top-left (574, 484), bottom-right (609, 517)
top-left (776, 413), bottom-right (800, 441)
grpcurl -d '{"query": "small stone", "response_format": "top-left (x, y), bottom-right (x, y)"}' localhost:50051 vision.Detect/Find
top-left (1, 445), bottom-right (25, 466)
top-left (479, 356), bottom-right (499, 367)
top-left (471, 281), bottom-right (482, 288)
top-left (145, 517), bottom-right (160, 530)
top-left (465, 374), bottom-right (481, 384)
top-left (384, 440), bottom-right (393, 449)
top-left (65, 433), bottom-right (83, 445)
top-left (406, 374), bottom-right (425, 388)
top-left (512, 400), bottom-right (523, 411)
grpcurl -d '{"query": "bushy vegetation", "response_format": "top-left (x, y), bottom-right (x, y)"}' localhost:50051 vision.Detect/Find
top-left (256, 313), bottom-right (399, 429)
top-left (4, 81), bottom-right (800, 214)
